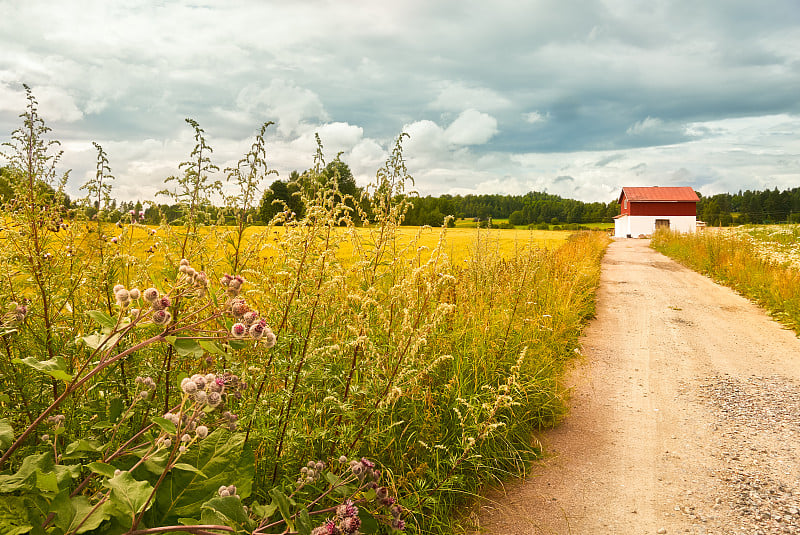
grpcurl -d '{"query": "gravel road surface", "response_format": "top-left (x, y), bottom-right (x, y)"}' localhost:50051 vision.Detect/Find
top-left (471, 239), bottom-right (800, 534)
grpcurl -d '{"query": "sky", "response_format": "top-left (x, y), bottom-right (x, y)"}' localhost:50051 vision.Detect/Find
top-left (1, 0), bottom-right (799, 204)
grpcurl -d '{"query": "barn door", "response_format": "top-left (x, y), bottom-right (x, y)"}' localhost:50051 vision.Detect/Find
top-left (655, 219), bottom-right (670, 229)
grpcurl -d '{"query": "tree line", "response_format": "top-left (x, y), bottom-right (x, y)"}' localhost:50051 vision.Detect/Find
top-left (5, 162), bottom-right (800, 228)
top-left (697, 188), bottom-right (800, 226)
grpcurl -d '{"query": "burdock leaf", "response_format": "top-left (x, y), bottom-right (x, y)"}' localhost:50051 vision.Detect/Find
top-left (0, 419), bottom-right (13, 451)
top-left (106, 472), bottom-right (154, 524)
top-left (13, 356), bottom-right (72, 382)
top-left (86, 310), bottom-right (116, 329)
top-left (169, 337), bottom-right (205, 358)
top-left (200, 496), bottom-right (253, 531)
top-left (151, 416), bottom-right (177, 435)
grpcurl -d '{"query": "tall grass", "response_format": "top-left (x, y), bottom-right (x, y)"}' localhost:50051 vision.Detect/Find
top-left (651, 229), bottom-right (800, 334)
top-left (0, 93), bottom-right (610, 534)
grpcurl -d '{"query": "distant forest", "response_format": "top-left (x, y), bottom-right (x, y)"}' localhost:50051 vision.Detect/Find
top-left (3, 164), bottom-right (800, 227)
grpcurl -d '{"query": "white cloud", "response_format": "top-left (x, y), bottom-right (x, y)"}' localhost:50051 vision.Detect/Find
top-left (443, 109), bottom-right (498, 145)
top-left (524, 111), bottom-right (549, 124)
top-left (430, 81), bottom-right (512, 111)
top-left (236, 80), bottom-right (329, 137)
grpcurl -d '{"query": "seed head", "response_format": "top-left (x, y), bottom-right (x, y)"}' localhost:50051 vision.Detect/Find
top-left (249, 320), bottom-right (266, 339)
top-left (195, 425), bottom-right (209, 439)
top-left (129, 288), bottom-right (141, 300)
top-left (143, 288), bottom-right (159, 302)
top-left (152, 309), bottom-right (171, 326)
top-left (113, 284), bottom-right (125, 293)
top-left (182, 378), bottom-right (198, 394)
top-left (207, 391), bottom-right (222, 408)
top-left (194, 391), bottom-right (208, 405)
top-left (242, 311), bottom-right (259, 326)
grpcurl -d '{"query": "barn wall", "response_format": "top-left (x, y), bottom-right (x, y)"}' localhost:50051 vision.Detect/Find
top-left (629, 202), bottom-right (697, 216)
top-left (614, 215), bottom-right (696, 237)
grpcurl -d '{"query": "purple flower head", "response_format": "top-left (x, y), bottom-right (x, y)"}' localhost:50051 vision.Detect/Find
top-left (340, 516), bottom-right (360, 535)
top-left (231, 323), bottom-right (246, 338)
top-left (249, 320), bottom-right (266, 339)
top-left (336, 500), bottom-right (358, 519)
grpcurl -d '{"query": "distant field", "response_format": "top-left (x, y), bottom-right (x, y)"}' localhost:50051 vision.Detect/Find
top-left (73, 223), bottom-right (573, 267)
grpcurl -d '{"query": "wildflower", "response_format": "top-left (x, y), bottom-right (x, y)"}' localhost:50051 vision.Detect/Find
top-left (180, 377), bottom-right (197, 394)
top-left (110, 237), bottom-right (118, 244)
top-left (115, 288), bottom-right (131, 308)
top-left (129, 288), bottom-right (141, 300)
top-left (339, 455), bottom-right (348, 464)
top-left (249, 320), bottom-right (266, 339)
top-left (242, 311), bottom-right (259, 326)
top-left (181, 434), bottom-right (191, 443)
top-left (143, 288), bottom-right (159, 303)
top-left (163, 412), bottom-right (180, 426)
top-left (191, 374), bottom-right (206, 390)
top-left (230, 323), bottom-right (246, 339)
top-left (152, 309), bottom-right (171, 326)
top-left (310, 520), bottom-right (337, 535)
top-left (195, 425), bottom-right (209, 439)
top-left (340, 516), bottom-right (360, 534)
top-left (179, 445), bottom-right (187, 453)
top-left (152, 295), bottom-right (171, 311)
top-left (113, 284), bottom-right (125, 293)
top-left (228, 299), bottom-right (249, 319)
top-left (207, 391), bottom-right (222, 408)
top-left (336, 500), bottom-right (358, 519)
top-left (194, 391), bottom-right (208, 405)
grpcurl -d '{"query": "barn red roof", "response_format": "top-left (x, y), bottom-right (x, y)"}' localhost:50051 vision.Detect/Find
top-left (619, 186), bottom-right (699, 203)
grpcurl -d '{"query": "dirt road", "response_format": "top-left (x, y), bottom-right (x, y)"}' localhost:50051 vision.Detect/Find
top-left (472, 239), bottom-right (800, 534)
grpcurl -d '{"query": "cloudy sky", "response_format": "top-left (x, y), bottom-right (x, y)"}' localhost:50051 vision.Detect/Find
top-left (1, 0), bottom-right (799, 204)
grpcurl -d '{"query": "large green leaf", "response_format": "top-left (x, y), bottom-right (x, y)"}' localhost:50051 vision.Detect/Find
top-left (48, 490), bottom-right (76, 532)
top-left (12, 356), bottom-right (72, 382)
top-left (0, 453), bottom-right (52, 493)
top-left (0, 419), bottom-right (13, 451)
top-left (150, 430), bottom-right (254, 525)
top-left (67, 496), bottom-right (112, 534)
top-left (0, 496), bottom-right (32, 535)
top-left (86, 310), bottom-right (116, 330)
top-left (63, 439), bottom-right (102, 460)
top-left (198, 340), bottom-right (227, 356)
top-left (199, 496), bottom-right (254, 533)
top-left (165, 336), bottom-right (205, 358)
top-left (150, 416), bottom-right (177, 435)
top-left (106, 472), bottom-right (154, 527)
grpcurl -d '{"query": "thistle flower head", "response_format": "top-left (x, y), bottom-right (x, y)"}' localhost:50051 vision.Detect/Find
top-left (336, 500), bottom-right (358, 520)
top-left (152, 309), bottom-right (171, 326)
top-left (143, 288), bottom-right (159, 303)
top-left (191, 374), bottom-right (206, 390)
top-left (129, 288), bottom-right (141, 300)
top-left (207, 391), bottom-right (222, 408)
top-left (195, 425), bottom-right (209, 439)
top-left (242, 311), bottom-right (259, 326)
top-left (339, 516), bottom-right (361, 534)
top-left (249, 320), bottom-right (266, 339)
top-left (231, 322), bottom-right (246, 339)
top-left (180, 377), bottom-right (197, 394)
